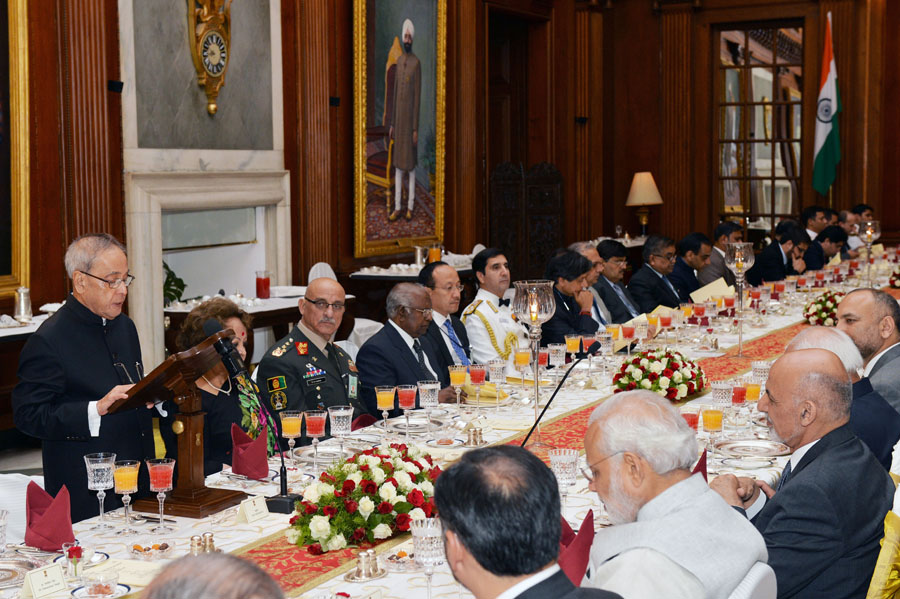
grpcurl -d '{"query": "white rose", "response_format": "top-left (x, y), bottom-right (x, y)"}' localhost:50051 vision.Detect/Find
top-left (640, 379), bottom-right (652, 389)
top-left (408, 445), bottom-right (424, 459)
top-left (347, 472), bottom-right (363, 486)
top-left (659, 376), bottom-right (670, 388)
top-left (649, 361), bottom-right (664, 374)
top-left (284, 528), bottom-right (300, 544)
top-left (680, 368), bottom-right (692, 379)
top-left (418, 480), bottom-right (434, 496)
top-left (394, 471), bottom-right (414, 492)
top-left (403, 461), bottom-right (421, 475)
top-left (372, 523), bottom-right (393, 539)
top-left (325, 534), bottom-right (347, 552)
top-left (341, 462), bottom-right (358, 474)
top-left (825, 317), bottom-right (834, 326)
top-left (825, 301), bottom-right (833, 309)
top-left (365, 455), bottom-right (382, 469)
top-left (376, 443), bottom-right (392, 454)
top-left (390, 495), bottom-right (405, 505)
top-left (656, 389), bottom-right (667, 397)
top-left (318, 482), bottom-right (335, 497)
top-left (392, 457), bottom-right (406, 470)
top-left (808, 316), bottom-right (817, 325)
top-left (677, 384), bottom-right (688, 399)
top-left (640, 358), bottom-right (650, 368)
top-left (358, 496), bottom-right (375, 520)
top-left (309, 515), bottom-right (331, 541)
top-left (632, 369), bottom-right (643, 382)
top-left (409, 508), bottom-right (426, 520)
top-left (379, 483), bottom-right (397, 501)
top-left (672, 371), bottom-right (682, 383)
top-left (302, 483), bottom-right (321, 504)
top-left (371, 467), bottom-right (386, 485)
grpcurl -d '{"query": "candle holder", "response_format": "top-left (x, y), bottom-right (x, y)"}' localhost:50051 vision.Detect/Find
top-left (512, 280), bottom-right (556, 450)
top-left (862, 220), bottom-right (881, 288)
top-left (725, 242), bottom-right (755, 357)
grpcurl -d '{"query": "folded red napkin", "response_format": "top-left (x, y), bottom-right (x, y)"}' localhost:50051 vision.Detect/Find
top-left (559, 509), bottom-right (594, 585)
top-left (351, 414), bottom-right (377, 431)
top-left (25, 482), bottom-right (75, 551)
top-left (231, 423), bottom-right (269, 479)
top-left (693, 448), bottom-right (708, 482)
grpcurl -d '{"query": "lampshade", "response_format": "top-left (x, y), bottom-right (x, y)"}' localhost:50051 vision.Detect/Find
top-left (625, 172), bottom-right (663, 207)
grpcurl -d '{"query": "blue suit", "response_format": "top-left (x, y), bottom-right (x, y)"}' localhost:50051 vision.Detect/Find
top-left (668, 257), bottom-right (700, 303)
top-left (541, 287), bottom-right (600, 347)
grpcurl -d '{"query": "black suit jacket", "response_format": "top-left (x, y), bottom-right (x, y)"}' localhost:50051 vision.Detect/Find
top-left (423, 316), bottom-right (470, 378)
top-left (515, 570), bottom-right (621, 599)
top-left (627, 265), bottom-right (681, 313)
top-left (356, 322), bottom-right (449, 414)
top-left (541, 288), bottom-right (600, 346)
top-left (865, 344), bottom-right (900, 416)
top-left (803, 240), bottom-right (827, 271)
top-left (851, 377), bottom-right (900, 469)
top-left (593, 277), bottom-right (640, 324)
top-left (751, 424), bottom-right (894, 599)
top-left (746, 242), bottom-right (789, 286)
top-left (668, 257), bottom-right (699, 303)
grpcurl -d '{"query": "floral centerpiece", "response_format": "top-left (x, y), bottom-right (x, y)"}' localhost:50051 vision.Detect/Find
top-left (890, 264), bottom-right (900, 288)
top-left (612, 349), bottom-right (706, 401)
top-left (286, 442), bottom-right (441, 555)
top-left (803, 290), bottom-right (844, 326)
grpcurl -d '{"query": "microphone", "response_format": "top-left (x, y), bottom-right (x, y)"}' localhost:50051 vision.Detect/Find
top-left (520, 340), bottom-right (605, 447)
top-left (203, 319), bottom-right (300, 514)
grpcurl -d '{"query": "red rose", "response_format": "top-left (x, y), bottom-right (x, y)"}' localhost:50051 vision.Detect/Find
top-left (320, 472), bottom-right (336, 484)
top-left (626, 381), bottom-right (636, 391)
top-left (613, 388), bottom-right (623, 393)
top-left (378, 501), bottom-right (393, 514)
top-left (323, 505), bottom-right (338, 518)
top-left (359, 464), bottom-right (370, 472)
top-left (687, 382), bottom-right (695, 394)
top-left (385, 477), bottom-right (398, 488)
top-left (361, 480), bottom-right (377, 495)
top-left (307, 543), bottom-right (323, 555)
top-left (342, 479), bottom-right (356, 494)
top-left (648, 372), bottom-right (659, 382)
top-left (666, 388), bottom-right (678, 399)
top-left (351, 527), bottom-right (366, 542)
top-left (411, 460), bottom-right (423, 471)
top-left (382, 461), bottom-right (394, 472)
top-left (406, 488), bottom-right (425, 507)
top-left (289, 515), bottom-right (300, 525)
top-left (422, 500), bottom-right (434, 517)
top-left (670, 361), bottom-right (680, 369)
top-left (302, 501), bottom-right (318, 515)
top-left (395, 513), bottom-right (412, 531)
top-left (362, 449), bottom-right (374, 456)
top-left (662, 368), bottom-right (674, 378)
top-left (428, 466), bottom-right (442, 480)
top-left (423, 455), bottom-right (433, 466)
top-left (344, 499), bottom-right (358, 514)
top-left (333, 490), bottom-right (343, 498)
top-left (67, 546), bottom-right (83, 560)
top-left (631, 358), bottom-right (641, 365)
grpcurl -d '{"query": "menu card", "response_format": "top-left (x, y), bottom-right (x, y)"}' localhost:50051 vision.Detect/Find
top-left (690, 278), bottom-right (734, 303)
top-left (88, 559), bottom-right (163, 587)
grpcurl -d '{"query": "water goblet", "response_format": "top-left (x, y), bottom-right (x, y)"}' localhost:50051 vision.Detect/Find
top-left (375, 386), bottom-right (396, 433)
top-left (113, 460), bottom-right (140, 536)
top-left (596, 332), bottom-right (613, 380)
top-left (547, 344), bottom-right (566, 384)
top-left (305, 410), bottom-right (327, 475)
top-left (448, 365), bottom-right (467, 411)
top-left (279, 410), bottom-right (303, 468)
top-left (633, 321), bottom-right (649, 352)
top-left (548, 449), bottom-right (579, 510)
top-left (487, 359), bottom-right (507, 412)
top-left (328, 405), bottom-right (354, 459)
top-left (61, 541), bottom-right (93, 586)
top-left (146, 458), bottom-right (176, 534)
top-left (396, 385), bottom-right (418, 442)
top-left (417, 380), bottom-right (440, 438)
top-left (751, 360), bottom-right (771, 385)
top-left (84, 452), bottom-right (116, 530)
top-left (468, 364), bottom-right (487, 406)
top-left (410, 519), bottom-right (445, 599)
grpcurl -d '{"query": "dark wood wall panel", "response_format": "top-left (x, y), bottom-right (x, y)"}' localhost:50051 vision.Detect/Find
top-left (880, 0), bottom-right (899, 235)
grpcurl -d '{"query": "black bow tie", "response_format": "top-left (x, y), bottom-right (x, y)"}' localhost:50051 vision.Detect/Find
top-left (498, 298), bottom-right (510, 307)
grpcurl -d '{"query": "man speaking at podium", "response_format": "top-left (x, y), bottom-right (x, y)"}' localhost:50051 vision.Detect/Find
top-left (14, 233), bottom-right (158, 522)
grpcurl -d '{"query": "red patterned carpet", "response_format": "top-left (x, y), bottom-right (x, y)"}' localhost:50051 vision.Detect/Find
top-left (364, 181), bottom-right (436, 241)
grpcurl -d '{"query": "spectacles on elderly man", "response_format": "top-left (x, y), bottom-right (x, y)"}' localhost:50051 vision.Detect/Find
top-left (406, 306), bottom-right (433, 317)
top-left (79, 271), bottom-right (135, 289)
top-left (305, 297), bottom-right (346, 312)
top-left (580, 451), bottom-right (624, 483)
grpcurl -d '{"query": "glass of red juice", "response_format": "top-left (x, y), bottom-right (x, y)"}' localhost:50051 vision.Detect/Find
top-left (255, 270), bottom-right (271, 299)
top-left (681, 411), bottom-right (699, 431)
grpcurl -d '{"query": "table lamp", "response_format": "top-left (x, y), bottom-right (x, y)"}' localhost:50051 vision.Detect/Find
top-left (625, 172), bottom-right (663, 236)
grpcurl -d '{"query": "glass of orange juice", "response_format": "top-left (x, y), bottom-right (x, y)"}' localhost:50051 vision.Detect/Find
top-left (564, 334), bottom-right (581, 364)
top-left (113, 460), bottom-right (140, 536)
top-left (701, 408), bottom-right (723, 434)
top-left (745, 382), bottom-right (761, 402)
top-left (513, 349), bottom-right (531, 395)
top-left (605, 324), bottom-right (620, 341)
top-left (280, 410), bottom-right (303, 467)
top-left (375, 386), bottom-right (396, 432)
top-left (448, 364), bottom-right (468, 411)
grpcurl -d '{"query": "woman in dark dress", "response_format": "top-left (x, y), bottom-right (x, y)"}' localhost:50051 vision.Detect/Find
top-left (176, 298), bottom-right (252, 476)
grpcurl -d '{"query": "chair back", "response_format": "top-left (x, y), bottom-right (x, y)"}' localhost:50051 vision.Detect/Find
top-left (308, 262), bottom-right (337, 281)
top-left (726, 562), bottom-right (777, 599)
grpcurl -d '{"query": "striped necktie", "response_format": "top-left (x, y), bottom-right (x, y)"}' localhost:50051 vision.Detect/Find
top-left (443, 320), bottom-right (471, 366)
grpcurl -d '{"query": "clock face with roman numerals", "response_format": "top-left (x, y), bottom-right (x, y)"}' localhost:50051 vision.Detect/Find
top-left (201, 30), bottom-right (227, 77)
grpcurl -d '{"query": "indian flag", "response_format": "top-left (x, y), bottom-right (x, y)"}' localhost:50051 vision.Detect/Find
top-left (813, 12), bottom-right (841, 196)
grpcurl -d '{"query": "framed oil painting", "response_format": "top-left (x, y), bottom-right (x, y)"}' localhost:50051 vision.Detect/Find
top-left (0, 0), bottom-right (29, 299)
top-left (353, 0), bottom-right (445, 258)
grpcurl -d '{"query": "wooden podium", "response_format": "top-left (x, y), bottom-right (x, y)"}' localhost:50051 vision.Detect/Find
top-left (111, 331), bottom-right (246, 518)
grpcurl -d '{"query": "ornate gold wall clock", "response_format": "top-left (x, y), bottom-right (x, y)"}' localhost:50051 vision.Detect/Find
top-left (188, 0), bottom-right (232, 115)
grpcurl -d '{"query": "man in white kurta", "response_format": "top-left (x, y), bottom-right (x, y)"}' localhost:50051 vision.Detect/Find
top-left (582, 391), bottom-right (768, 599)
top-left (461, 249), bottom-right (528, 365)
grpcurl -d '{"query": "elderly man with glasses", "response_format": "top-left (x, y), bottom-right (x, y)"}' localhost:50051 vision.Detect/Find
top-left (356, 283), bottom-right (459, 416)
top-left (581, 391), bottom-right (767, 599)
top-left (13, 233), bottom-right (158, 522)
top-left (627, 235), bottom-right (682, 313)
top-left (256, 277), bottom-right (368, 443)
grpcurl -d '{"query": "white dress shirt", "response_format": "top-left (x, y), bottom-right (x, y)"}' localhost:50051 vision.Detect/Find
top-left (806, 228), bottom-right (818, 242)
top-left (495, 564), bottom-right (561, 599)
top-left (387, 319), bottom-right (438, 379)
top-left (863, 342), bottom-right (900, 377)
top-left (431, 312), bottom-right (463, 365)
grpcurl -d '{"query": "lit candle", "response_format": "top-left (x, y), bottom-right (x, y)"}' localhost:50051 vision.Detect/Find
top-left (866, 228), bottom-right (873, 243)
top-left (529, 294), bottom-right (538, 323)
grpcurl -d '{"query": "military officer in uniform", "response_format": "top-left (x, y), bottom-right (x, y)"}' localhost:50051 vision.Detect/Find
top-left (256, 278), bottom-right (367, 444)
top-left (462, 248), bottom-right (528, 365)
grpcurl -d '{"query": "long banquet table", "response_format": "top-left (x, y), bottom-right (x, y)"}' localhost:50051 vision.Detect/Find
top-left (9, 279), bottom-right (890, 599)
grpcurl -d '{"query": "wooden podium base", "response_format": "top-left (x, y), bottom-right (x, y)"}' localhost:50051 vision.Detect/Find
top-left (133, 487), bottom-right (246, 519)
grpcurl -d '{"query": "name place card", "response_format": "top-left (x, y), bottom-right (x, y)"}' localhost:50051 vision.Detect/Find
top-left (21, 563), bottom-right (67, 598)
top-left (236, 495), bottom-right (269, 523)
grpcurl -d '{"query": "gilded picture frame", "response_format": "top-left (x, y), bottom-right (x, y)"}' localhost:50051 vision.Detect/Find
top-left (0, 0), bottom-right (30, 298)
top-left (353, 0), bottom-right (445, 258)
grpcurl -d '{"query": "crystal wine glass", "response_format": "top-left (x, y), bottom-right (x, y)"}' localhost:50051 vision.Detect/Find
top-left (328, 405), bottom-right (354, 459)
top-left (581, 334), bottom-right (597, 373)
top-left (548, 449), bottom-right (579, 510)
top-left (487, 358), bottom-right (507, 412)
top-left (396, 385), bottom-right (418, 442)
top-left (417, 380), bottom-right (440, 439)
top-left (375, 386), bottom-right (396, 434)
top-left (564, 334), bottom-right (581, 366)
top-left (512, 348), bottom-right (531, 396)
top-left (305, 410), bottom-right (327, 475)
top-left (84, 452), bottom-right (116, 530)
top-left (468, 364), bottom-right (487, 406)
top-left (621, 324), bottom-right (635, 357)
top-left (410, 518), bottom-right (445, 599)
top-left (113, 460), bottom-right (140, 536)
top-left (146, 458), bottom-right (175, 534)
top-left (279, 410), bottom-right (303, 468)
top-left (547, 343), bottom-right (566, 385)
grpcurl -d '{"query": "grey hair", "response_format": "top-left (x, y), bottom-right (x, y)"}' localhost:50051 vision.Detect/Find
top-left (64, 233), bottom-right (126, 278)
top-left (587, 390), bottom-right (698, 475)
top-left (568, 241), bottom-right (596, 254)
top-left (141, 553), bottom-right (284, 599)
top-left (386, 282), bottom-right (425, 318)
top-left (794, 371), bottom-right (852, 420)
top-left (785, 327), bottom-right (862, 377)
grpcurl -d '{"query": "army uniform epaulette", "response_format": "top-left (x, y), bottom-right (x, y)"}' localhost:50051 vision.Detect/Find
top-left (270, 336), bottom-right (294, 357)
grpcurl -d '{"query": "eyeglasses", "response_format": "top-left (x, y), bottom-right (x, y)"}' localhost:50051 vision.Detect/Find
top-left (406, 306), bottom-right (433, 317)
top-left (432, 283), bottom-right (465, 293)
top-left (580, 451), bottom-right (624, 483)
top-left (652, 254), bottom-right (677, 262)
top-left (305, 297), bottom-right (346, 312)
top-left (79, 271), bottom-right (135, 289)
